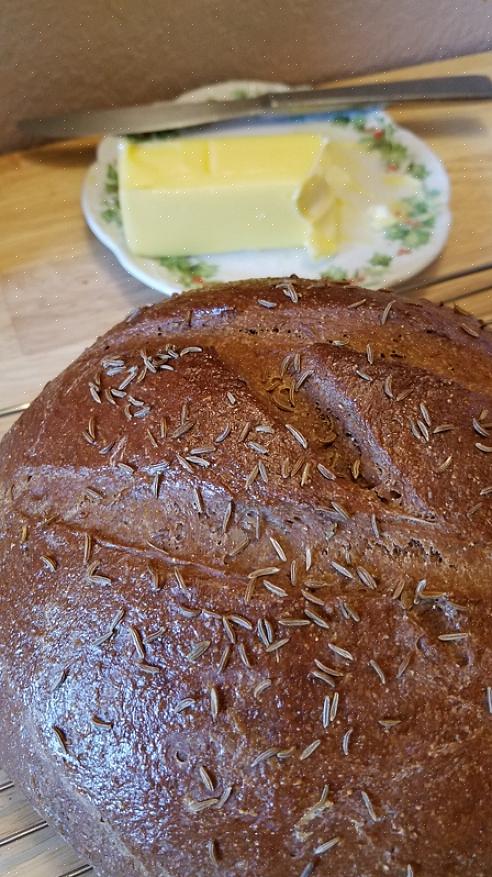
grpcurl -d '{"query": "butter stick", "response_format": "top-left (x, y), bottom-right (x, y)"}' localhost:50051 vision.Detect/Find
top-left (118, 131), bottom-right (340, 257)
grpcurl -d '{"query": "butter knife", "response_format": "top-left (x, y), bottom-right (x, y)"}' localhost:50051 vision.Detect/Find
top-left (20, 75), bottom-right (492, 139)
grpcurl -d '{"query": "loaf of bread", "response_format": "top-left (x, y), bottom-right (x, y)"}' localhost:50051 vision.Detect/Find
top-left (1, 277), bottom-right (492, 877)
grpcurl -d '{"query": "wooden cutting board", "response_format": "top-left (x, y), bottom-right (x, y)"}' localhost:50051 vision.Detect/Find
top-left (1, 51), bottom-right (492, 877)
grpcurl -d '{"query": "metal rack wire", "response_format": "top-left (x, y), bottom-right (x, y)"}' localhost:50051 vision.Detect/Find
top-left (0, 779), bottom-right (93, 876)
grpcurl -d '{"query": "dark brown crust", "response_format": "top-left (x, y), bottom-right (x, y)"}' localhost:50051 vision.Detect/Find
top-left (1, 277), bottom-right (492, 877)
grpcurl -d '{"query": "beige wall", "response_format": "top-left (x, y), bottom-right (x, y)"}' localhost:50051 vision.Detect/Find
top-left (2, 0), bottom-right (491, 153)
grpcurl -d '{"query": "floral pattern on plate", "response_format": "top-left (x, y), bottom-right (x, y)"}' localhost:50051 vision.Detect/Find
top-left (82, 80), bottom-right (450, 294)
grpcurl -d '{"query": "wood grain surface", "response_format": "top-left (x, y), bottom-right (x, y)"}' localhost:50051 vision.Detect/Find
top-left (0, 51), bottom-right (492, 877)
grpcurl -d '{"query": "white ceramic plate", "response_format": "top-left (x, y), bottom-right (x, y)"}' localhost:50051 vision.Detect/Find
top-left (82, 80), bottom-right (451, 294)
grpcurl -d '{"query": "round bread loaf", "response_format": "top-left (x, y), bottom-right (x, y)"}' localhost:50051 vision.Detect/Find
top-left (1, 278), bottom-right (492, 877)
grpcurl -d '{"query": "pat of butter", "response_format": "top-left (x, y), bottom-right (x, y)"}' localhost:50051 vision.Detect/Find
top-left (118, 132), bottom-right (344, 257)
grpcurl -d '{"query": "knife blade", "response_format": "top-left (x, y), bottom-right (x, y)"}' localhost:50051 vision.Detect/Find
top-left (19, 75), bottom-right (492, 140)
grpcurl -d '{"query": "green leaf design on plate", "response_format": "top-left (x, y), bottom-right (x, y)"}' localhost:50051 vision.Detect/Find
top-left (369, 252), bottom-right (392, 267)
top-left (126, 129), bottom-right (184, 143)
top-left (361, 123), bottom-right (408, 170)
top-left (231, 88), bottom-right (251, 100)
top-left (356, 252), bottom-right (395, 288)
top-left (320, 265), bottom-right (349, 282)
top-left (105, 163), bottom-right (118, 192)
top-left (385, 193), bottom-right (437, 249)
top-left (101, 162), bottom-right (122, 225)
top-left (331, 112), bottom-right (369, 132)
top-left (319, 249), bottom-right (398, 289)
top-left (332, 111), bottom-right (432, 179)
top-left (407, 161), bottom-right (429, 180)
top-left (156, 255), bottom-right (217, 288)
